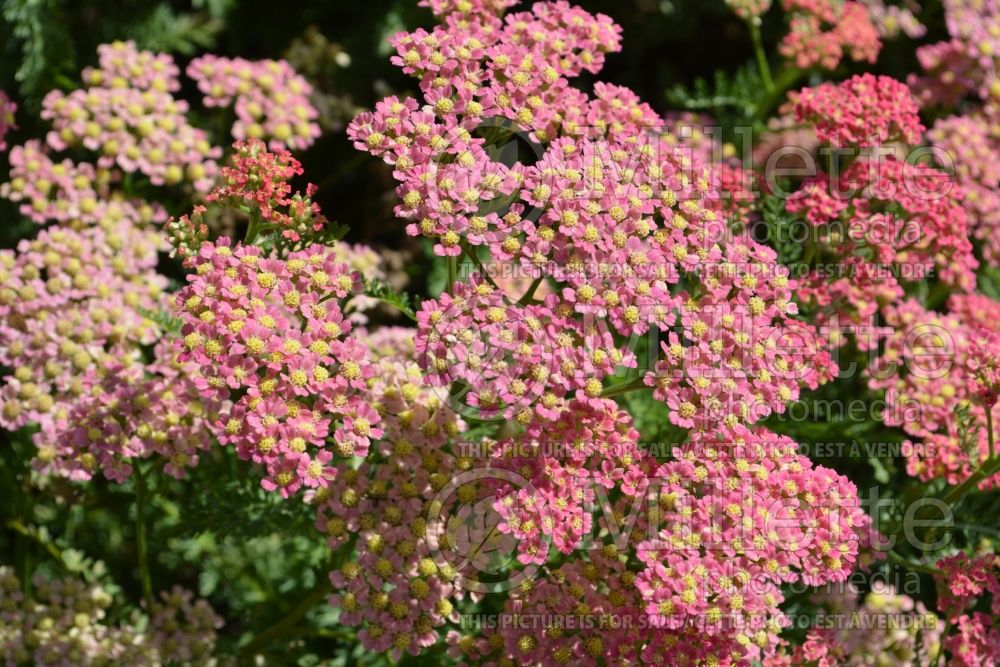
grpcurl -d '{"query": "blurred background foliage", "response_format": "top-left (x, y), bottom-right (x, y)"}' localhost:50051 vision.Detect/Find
top-left (2, 1), bottom-right (989, 664)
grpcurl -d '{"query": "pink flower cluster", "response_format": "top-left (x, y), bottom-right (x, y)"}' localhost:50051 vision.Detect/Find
top-left (778, 0), bottom-right (881, 70)
top-left (41, 41), bottom-right (220, 190)
top-left (33, 341), bottom-right (219, 483)
top-left (933, 553), bottom-right (1000, 666)
top-left (935, 552), bottom-right (1000, 619)
top-left (353, 0), bottom-right (623, 150)
top-left (188, 54), bottom-right (321, 151)
top-left (457, 429), bottom-right (872, 666)
top-left (869, 297), bottom-right (1000, 489)
top-left (635, 431), bottom-right (870, 657)
top-left (909, 40), bottom-right (982, 108)
top-left (1, 140), bottom-right (165, 227)
top-left (945, 0), bottom-right (1000, 66)
top-left (0, 567), bottom-right (221, 666)
top-left (459, 548), bottom-right (656, 665)
top-left (0, 222), bottom-right (166, 435)
top-left (930, 113), bottom-right (1000, 266)
top-left (725, 0), bottom-right (773, 20)
top-left (768, 581), bottom-right (942, 666)
top-left (0, 89), bottom-right (15, 151)
top-left (419, 0), bottom-right (519, 16)
top-left (647, 239), bottom-right (836, 432)
top-left (486, 398), bottom-right (651, 562)
top-left (415, 277), bottom-right (633, 422)
top-left (318, 351), bottom-right (465, 660)
top-left (790, 74), bottom-right (925, 147)
top-left (945, 612), bottom-right (1000, 667)
top-left (860, 0), bottom-right (926, 39)
top-left (175, 238), bottom-right (381, 496)
top-left (356, 1), bottom-right (835, 434)
top-left (789, 153), bottom-right (978, 321)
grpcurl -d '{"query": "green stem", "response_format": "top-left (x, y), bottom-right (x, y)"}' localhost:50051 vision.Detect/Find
top-left (755, 66), bottom-right (804, 122)
top-left (748, 20), bottom-right (775, 93)
top-left (921, 447), bottom-right (1000, 548)
top-left (134, 465), bottom-right (154, 610)
top-left (446, 255), bottom-right (458, 293)
top-left (245, 208), bottom-right (262, 245)
top-left (460, 245), bottom-right (501, 291)
top-left (518, 276), bottom-right (544, 305)
top-left (600, 376), bottom-right (649, 399)
top-left (886, 550), bottom-right (942, 577)
top-left (238, 579), bottom-right (332, 658)
top-left (941, 455), bottom-right (1000, 507)
top-left (6, 519), bottom-right (66, 569)
top-left (987, 406), bottom-right (995, 462)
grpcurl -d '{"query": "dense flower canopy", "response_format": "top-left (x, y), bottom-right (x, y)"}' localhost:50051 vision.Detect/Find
top-left (0, 0), bottom-right (999, 665)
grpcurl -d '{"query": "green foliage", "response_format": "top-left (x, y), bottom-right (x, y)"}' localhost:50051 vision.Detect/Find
top-left (363, 277), bottom-right (418, 321)
top-left (136, 306), bottom-right (184, 336)
top-left (1, 0), bottom-right (75, 106)
top-left (979, 264), bottom-right (1000, 302)
top-left (128, 5), bottom-right (223, 56)
top-left (666, 62), bottom-right (763, 129)
top-left (617, 389), bottom-right (685, 452)
top-left (757, 191), bottom-right (807, 268)
top-left (1, 0), bottom-right (234, 109)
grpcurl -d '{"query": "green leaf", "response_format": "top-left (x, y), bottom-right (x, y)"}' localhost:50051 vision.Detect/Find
top-left (362, 278), bottom-right (418, 321)
top-left (136, 306), bottom-right (184, 335)
top-left (129, 5), bottom-right (223, 56)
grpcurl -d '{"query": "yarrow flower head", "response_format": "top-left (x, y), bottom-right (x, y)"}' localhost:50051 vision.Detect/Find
top-left (934, 552), bottom-right (1000, 619)
top-left (868, 297), bottom-right (1000, 489)
top-left (33, 340), bottom-right (221, 483)
top-left (779, 0), bottom-right (881, 70)
top-left (767, 581), bottom-right (942, 666)
top-left (203, 138), bottom-right (326, 243)
top-left (318, 350), bottom-right (465, 660)
top-left (176, 238), bottom-right (380, 496)
top-left (929, 113), bottom-right (1000, 267)
top-left (418, 0), bottom-right (519, 17)
top-left (944, 0), bottom-right (1000, 66)
top-left (633, 430), bottom-right (870, 659)
top-left (1, 140), bottom-right (165, 227)
top-left (415, 275), bottom-right (635, 422)
top-left (726, 0), bottom-right (773, 21)
top-left (943, 612), bottom-right (1000, 667)
top-left (165, 204), bottom-right (211, 260)
top-left (791, 74), bottom-right (925, 147)
top-left (860, 0), bottom-right (926, 39)
top-left (41, 41), bottom-right (221, 190)
top-left (187, 54), bottom-right (321, 151)
top-left (0, 222), bottom-right (166, 436)
top-left (485, 397), bottom-right (652, 562)
top-left (0, 567), bottom-right (221, 666)
top-left (788, 152), bottom-right (978, 303)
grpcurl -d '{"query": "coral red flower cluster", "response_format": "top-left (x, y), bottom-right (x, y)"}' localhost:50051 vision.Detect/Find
top-left (791, 74), bottom-right (925, 147)
top-left (778, 0), bottom-right (881, 70)
top-left (206, 138), bottom-right (326, 243)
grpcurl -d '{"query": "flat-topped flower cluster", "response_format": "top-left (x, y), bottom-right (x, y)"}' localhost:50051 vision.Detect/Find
top-left (1, 0), bottom-right (999, 665)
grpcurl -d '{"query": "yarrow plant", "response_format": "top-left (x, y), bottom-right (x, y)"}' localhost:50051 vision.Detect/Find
top-left (2, 1), bottom-right (1000, 665)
